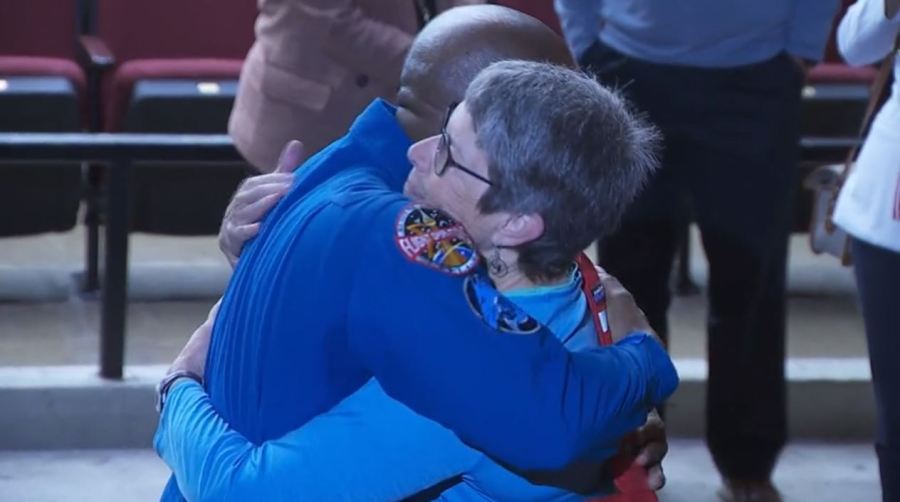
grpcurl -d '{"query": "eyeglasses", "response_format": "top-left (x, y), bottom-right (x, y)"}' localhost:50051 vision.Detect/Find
top-left (433, 102), bottom-right (494, 186)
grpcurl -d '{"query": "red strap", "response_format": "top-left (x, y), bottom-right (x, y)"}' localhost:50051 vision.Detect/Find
top-left (575, 253), bottom-right (613, 346)
top-left (576, 253), bottom-right (659, 502)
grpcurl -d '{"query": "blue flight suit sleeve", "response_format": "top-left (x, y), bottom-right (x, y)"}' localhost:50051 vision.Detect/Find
top-left (155, 378), bottom-right (480, 502)
top-left (345, 199), bottom-right (679, 471)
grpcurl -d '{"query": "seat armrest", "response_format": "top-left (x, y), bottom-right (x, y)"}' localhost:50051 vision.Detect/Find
top-left (78, 35), bottom-right (116, 71)
top-left (78, 35), bottom-right (117, 130)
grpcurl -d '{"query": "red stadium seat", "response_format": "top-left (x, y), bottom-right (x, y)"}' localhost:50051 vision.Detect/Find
top-left (87, 0), bottom-right (256, 132)
top-left (802, 0), bottom-right (877, 141)
top-left (0, 0), bottom-right (84, 236)
top-left (80, 0), bottom-right (256, 236)
top-left (808, 63), bottom-right (878, 85)
top-left (0, 56), bottom-right (85, 92)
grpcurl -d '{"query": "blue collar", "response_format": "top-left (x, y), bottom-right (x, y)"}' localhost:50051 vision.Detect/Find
top-left (347, 99), bottom-right (414, 192)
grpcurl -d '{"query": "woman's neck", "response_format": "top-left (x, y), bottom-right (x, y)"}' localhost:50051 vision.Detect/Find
top-left (488, 249), bottom-right (568, 292)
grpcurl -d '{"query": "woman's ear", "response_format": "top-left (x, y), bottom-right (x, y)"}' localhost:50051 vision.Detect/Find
top-left (494, 213), bottom-right (544, 247)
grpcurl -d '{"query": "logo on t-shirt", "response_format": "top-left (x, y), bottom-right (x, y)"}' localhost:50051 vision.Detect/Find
top-left (463, 273), bottom-right (541, 335)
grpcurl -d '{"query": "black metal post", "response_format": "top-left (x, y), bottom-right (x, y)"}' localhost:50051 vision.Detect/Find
top-left (0, 132), bottom-right (283, 378)
top-left (99, 160), bottom-right (130, 379)
top-left (83, 163), bottom-right (102, 292)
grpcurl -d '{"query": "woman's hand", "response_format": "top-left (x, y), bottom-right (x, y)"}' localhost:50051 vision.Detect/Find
top-left (595, 266), bottom-right (659, 344)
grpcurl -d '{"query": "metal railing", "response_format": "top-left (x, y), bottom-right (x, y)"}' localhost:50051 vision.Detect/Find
top-left (0, 132), bottom-right (860, 380)
top-left (800, 136), bottom-right (860, 162)
top-left (0, 133), bottom-right (244, 379)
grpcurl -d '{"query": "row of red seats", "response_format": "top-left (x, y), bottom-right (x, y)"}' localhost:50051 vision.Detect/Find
top-left (2, 0), bottom-right (873, 138)
top-left (0, 0), bottom-right (256, 131)
top-left (0, 0), bottom-right (256, 240)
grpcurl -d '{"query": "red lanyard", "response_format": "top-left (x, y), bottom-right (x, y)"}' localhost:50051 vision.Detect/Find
top-left (574, 253), bottom-right (658, 502)
top-left (576, 252), bottom-right (613, 347)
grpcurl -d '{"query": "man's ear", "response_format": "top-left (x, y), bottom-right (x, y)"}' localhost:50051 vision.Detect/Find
top-left (495, 213), bottom-right (544, 247)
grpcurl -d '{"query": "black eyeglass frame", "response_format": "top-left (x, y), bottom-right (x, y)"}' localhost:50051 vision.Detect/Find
top-left (433, 102), bottom-right (494, 186)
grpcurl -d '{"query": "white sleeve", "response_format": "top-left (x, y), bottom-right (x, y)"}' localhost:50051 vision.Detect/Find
top-left (837, 0), bottom-right (900, 66)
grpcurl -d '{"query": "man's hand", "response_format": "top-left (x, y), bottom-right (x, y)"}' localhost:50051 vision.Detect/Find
top-left (167, 300), bottom-right (221, 377)
top-left (595, 267), bottom-right (658, 344)
top-left (631, 410), bottom-right (668, 490)
top-left (219, 140), bottom-right (304, 267)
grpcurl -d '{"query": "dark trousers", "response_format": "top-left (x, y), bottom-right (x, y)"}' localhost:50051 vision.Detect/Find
top-left (582, 42), bottom-right (804, 480)
top-left (852, 238), bottom-right (900, 502)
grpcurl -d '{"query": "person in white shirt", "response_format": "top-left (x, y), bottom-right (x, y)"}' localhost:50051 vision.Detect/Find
top-left (833, 0), bottom-right (900, 500)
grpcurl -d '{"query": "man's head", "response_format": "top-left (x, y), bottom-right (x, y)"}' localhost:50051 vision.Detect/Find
top-left (406, 61), bottom-right (660, 281)
top-left (394, 5), bottom-right (574, 142)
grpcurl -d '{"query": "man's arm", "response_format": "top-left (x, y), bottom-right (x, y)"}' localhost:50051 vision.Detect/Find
top-left (156, 376), bottom-right (479, 501)
top-left (216, 184), bottom-right (675, 477)
top-left (345, 200), bottom-right (678, 471)
top-left (159, 261), bottom-right (669, 500)
top-left (158, 300), bottom-right (478, 501)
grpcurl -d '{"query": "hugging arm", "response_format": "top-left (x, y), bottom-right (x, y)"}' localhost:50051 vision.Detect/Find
top-left (156, 376), bottom-right (477, 501)
top-left (215, 182), bottom-right (677, 479)
top-left (345, 200), bottom-right (679, 471)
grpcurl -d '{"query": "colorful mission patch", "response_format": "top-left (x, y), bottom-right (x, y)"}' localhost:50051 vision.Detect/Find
top-left (394, 204), bottom-right (479, 276)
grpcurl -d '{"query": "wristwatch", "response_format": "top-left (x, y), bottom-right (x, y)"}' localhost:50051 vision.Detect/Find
top-left (155, 370), bottom-right (203, 413)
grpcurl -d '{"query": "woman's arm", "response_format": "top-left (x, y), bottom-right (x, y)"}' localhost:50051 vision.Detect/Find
top-left (155, 378), bottom-right (478, 501)
top-left (345, 201), bottom-right (678, 471)
top-left (838, 0), bottom-right (900, 66)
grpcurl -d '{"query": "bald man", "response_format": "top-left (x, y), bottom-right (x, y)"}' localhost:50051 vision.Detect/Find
top-left (155, 6), bottom-right (675, 500)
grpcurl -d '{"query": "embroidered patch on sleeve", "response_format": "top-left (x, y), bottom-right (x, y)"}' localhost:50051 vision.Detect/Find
top-left (394, 204), bottom-right (479, 276)
top-left (463, 274), bottom-right (541, 335)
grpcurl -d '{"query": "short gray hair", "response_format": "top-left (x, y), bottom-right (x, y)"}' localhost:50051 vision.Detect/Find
top-left (465, 60), bottom-right (660, 280)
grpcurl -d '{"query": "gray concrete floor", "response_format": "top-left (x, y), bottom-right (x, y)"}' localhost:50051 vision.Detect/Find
top-left (0, 440), bottom-right (880, 502)
top-left (0, 227), bottom-right (868, 366)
